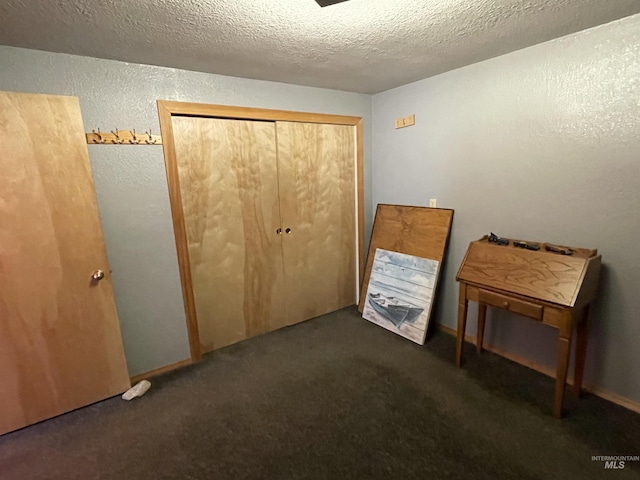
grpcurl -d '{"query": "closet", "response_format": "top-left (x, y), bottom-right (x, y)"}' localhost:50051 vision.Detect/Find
top-left (159, 102), bottom-right (363, 357)
top-left (0, 91), bottom-right (130, 435)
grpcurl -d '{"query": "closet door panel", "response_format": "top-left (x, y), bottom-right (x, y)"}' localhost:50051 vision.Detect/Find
top-left (276, 122), bottom-right (356, 322)
top-left (0, 92), bottom-right (130, 435)
top-left (172, 117), bottom-right (287, 353)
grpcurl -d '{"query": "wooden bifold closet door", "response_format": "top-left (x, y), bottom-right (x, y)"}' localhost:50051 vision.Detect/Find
top-left (171, 116), bottom-right (356, 354)
top-left (276, 122), bottom-right (356, 322)
top-left (171, 117), bottom-right (287, 352)
top-left (0, 91), bottom-right (130, 435)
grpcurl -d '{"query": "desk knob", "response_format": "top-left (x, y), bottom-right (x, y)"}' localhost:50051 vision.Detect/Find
top-left (502, 301), bottom-right (510, 308)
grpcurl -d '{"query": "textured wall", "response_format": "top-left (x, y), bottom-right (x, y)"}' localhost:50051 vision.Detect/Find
top-left (372, 14), bottom-right (640, 403)
top-left (0, 47), bottom-right (372, 376)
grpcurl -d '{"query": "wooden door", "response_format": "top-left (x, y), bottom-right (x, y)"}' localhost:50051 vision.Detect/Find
top-left (0, 92), bottom-right (130, 436)
top-left (276, 122), bottom-right (357, 322)
top-left (171, 117), bottom-right (287, 353)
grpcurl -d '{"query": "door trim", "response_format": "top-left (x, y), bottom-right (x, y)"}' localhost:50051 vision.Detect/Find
top-left (157, 100), bottom-right (365, 362)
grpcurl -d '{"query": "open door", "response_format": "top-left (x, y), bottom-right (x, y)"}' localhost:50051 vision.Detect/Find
top-left (0, 91), bottom-right (130, 435)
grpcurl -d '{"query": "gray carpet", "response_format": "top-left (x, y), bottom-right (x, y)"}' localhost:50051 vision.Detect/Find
top-left (1, 306), bottom-right (639, 479)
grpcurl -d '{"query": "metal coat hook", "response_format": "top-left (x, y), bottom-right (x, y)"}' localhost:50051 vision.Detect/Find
top-left (129, 129), bottom-right (140, 144)
top-left (92, 128), bottom-right (106, 144)
top-left (111, 128), bottom-right (123, 144)
top-left (145, 129), bottom-right (157, 144)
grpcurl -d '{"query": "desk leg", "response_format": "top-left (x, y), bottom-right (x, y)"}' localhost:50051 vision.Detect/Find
top-left (554, 335), bottom-right (572, 418)
top-left (456, 283), bottom-right (468, 367)
top-left (477, 303), bottom-right (487, 354)
top-left (573, 305), bottom-right (590, 397)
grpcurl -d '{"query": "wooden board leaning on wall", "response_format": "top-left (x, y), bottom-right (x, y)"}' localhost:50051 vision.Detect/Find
top-left (358, 204), bottom-right (454, 312)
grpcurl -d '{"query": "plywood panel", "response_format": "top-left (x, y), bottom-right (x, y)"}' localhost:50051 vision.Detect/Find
top-left (358, 205), bottom-right (454, 312)
top-left (158, 101), bottom-right (364, 363)
top-left (172, 117), bottom-right (287, 353)
top-left (0, 91), bottom-right (130, 435)
top-left (457, 240), bottom-right (590, 307)
top-left (277, 122), bottom-right (357, 322)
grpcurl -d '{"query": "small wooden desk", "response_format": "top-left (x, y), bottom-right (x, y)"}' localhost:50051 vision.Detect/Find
top-left (455, 236), bottom-right (601, 417)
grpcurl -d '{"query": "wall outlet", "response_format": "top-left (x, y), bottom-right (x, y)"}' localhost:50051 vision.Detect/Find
top-left (429, 198), bottom-right (437, 208)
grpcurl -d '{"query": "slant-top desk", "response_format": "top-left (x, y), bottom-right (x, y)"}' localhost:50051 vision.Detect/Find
top-left (455, 236), bottom-right (601, 417)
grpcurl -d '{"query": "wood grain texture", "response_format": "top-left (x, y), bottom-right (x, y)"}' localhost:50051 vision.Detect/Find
top-left (554, 337), bottom-right (572, 417)
top-left (0, 91), bottom-right (130, 435)
top-left (456, 237), bottom-right (601, 417)
top-left (158, 100), bottom-right (364, 364)
top-left (477, 289), bottom-right (543, 320)
top-left (467, 284), bottom-right (576, 337)
top-left (358, 205), bottom-right (454, 312)
top-left (277, 122), bottom-right (357, 322)
top-left (158, 102), bottom-right (202, 360)
top-left (172, 117), bottom-right (287, 353)
top-left (476, 303), bottom-right (487, 353)
top-left (355, 119), bottom-right (365, 283)
top-left (456, 240), bottom-right (591, 307)
top-left (574, 255), bottom-right (602, 309)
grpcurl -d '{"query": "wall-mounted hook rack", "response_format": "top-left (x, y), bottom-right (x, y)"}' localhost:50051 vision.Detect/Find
top-left (86, 129), bottom-right (162, 145)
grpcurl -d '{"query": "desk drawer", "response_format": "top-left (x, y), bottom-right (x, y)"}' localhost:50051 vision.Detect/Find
top-left (478, 289), bottom-right (543, 321)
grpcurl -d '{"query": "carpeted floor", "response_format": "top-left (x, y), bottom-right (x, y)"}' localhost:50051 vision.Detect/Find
top-left (1, 306), bottom-right (639, 479)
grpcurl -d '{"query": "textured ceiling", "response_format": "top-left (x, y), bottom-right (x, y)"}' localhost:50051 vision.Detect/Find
top-left (1, 0), bottom-right (639, 93)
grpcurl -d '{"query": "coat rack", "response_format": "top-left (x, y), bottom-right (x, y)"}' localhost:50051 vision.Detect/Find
top-left (86, 129), bottom-right (162, 145)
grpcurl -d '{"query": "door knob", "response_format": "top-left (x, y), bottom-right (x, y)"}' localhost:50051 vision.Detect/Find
top-left (276, 228), bottom-right (282, 235)
top-left (92, 270), bottom-right (105, 281)
top-left (285, 228), bottom-right (292, 234)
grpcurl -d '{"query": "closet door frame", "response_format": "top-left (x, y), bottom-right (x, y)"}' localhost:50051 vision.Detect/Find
top-left (157, 100), bottom-right (364, 362)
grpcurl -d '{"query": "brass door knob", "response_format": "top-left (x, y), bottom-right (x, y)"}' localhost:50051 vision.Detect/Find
top-left (92, 270), bottom-right (105, 281)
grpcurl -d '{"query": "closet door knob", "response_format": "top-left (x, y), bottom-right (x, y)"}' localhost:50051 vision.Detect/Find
top-left (92, 270), bottom-right (105, 281)
top-left (276, 228), bottom-right (282, 235)
top-left (285, 228), bottom-right (292, 234)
